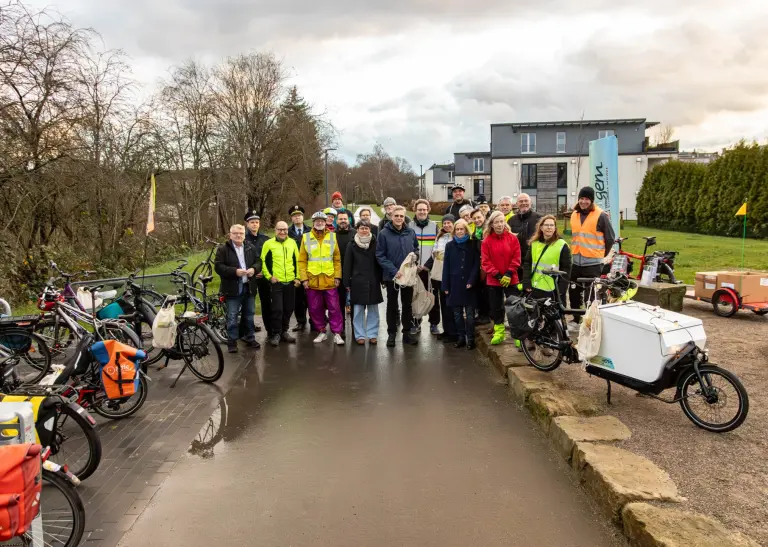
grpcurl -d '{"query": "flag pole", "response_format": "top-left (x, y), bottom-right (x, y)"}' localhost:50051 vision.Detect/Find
top-left (142, 170), bottom-right (157, 290)
top-left (741, 204), bottom-right (747, 270)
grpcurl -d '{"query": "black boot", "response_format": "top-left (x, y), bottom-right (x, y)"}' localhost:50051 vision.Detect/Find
top-left (454, 338), bottom-right (466, 348)
top-left (269, 334), bottom-right (280, 347)
top-left (402, 334), bottom-right (419, 345)
top-left (466, 339), bottom-right (476, 350)
top-left (227, 341), bottom-right (238, 353)
top-left (281, 332), bottom-right (296, 343)
top-left (386, 334), bottom-right (396, 347)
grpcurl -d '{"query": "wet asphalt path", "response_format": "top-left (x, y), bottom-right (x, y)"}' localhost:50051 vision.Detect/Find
top-left (118, 322), bottom-right (624, 546)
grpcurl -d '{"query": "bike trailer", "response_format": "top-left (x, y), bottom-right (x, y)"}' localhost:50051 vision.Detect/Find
top-left (586, 302), bottom-right (706, 383)
top-left (0, 444), bottom-right (42, 541)
top-left (90, 340), bottom-right (146, 400)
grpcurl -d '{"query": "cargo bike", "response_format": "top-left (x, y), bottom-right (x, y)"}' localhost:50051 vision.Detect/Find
top-left (508, 271), bottom-right (749, 433)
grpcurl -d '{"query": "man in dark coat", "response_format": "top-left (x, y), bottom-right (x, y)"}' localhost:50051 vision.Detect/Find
top-left (375, 205), bottom-right (419, 347)
top-left (243, 210), bottom-right (272, 337)
top-left (287, 205), bottom-right (310, 331)
top-left (444, 183), bottom-right (476, 218)
top-left (507, 193), bottom-right (542, 282)
top-left (334, 210), bottom-right (356, 335)
top-left (215, 224), bottom-right (262, 352)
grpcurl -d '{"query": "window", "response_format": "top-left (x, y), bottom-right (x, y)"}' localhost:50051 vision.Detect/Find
top-left (556, 131), bottom-right (566, 153)
top-left (447, 171), bottom-right (454, 182)
top-left (474, 179), bottom-right (484, 196)
top-left (598, 129), bottom-right (615, 139)
top-left (557, 163), bottom-right (567, 188)
top-left (473, 158), bottom-right (485, 172)
top-left (521, 164), bottom-right (537, 189)
top-left (447, 186), bottom-right (453, 200)
top-left (521, 132), bottom-right (536, 154)
top-left (557, 195), bottom-right (568, 212)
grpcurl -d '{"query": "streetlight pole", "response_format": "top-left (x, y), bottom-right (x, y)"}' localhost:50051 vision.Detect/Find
top-left (324, 147), bottom-right (336, 207)
top-left (420, 164), bottom-right (423, 199)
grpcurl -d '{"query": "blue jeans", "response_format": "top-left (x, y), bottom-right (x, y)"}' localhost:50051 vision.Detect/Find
top-left (227, 286), bottom-right (255, 342)
top-left (352, 304), bottom-right (380, 340)
top-left (453, 305), bottom-right (476, 343)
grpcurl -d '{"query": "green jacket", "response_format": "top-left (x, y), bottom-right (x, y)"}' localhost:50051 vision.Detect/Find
top-left (260, 237), bottom-right (299, 283)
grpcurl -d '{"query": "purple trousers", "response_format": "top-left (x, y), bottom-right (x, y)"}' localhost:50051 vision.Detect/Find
top-left (306, 289), bottom-right (343, 334)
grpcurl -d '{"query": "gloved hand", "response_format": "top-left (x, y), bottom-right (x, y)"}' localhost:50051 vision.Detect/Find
top-left (500, 275), bottom-right (511, 287)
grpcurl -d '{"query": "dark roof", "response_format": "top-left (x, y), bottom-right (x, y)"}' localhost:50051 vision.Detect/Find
top-left (454, 151), bottom-right (491, 157)
top-left (491, 118), bottom-right (659, 129)
top-left (429, 163), bottom-right (455, 170)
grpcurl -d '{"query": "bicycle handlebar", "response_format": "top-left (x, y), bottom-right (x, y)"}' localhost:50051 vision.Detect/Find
top-left (204, 237), bottom-right (218, 245)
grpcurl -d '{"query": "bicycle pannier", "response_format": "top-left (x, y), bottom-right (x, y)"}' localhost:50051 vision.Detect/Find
top-left (91, 340), bottom-right (146, 400)
top-left (0, 444), bottom-right (42, 541)
top-left (152, 307), bottom-right (177, 349)
top-left (577, 301), bottom-right (602, 360)
top-left (505, 295), bottom-right (539, 339)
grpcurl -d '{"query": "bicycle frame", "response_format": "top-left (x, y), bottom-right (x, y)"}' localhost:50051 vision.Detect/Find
top-left (616, 238), bottom-right (656, 280)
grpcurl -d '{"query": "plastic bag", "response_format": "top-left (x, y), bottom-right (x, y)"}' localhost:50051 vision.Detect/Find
top-left (505, 295), bottom-right (539, 339)
top-left (395, 253), bottom-right (420, 288)
top-left (577, 301), bottom-right (602, 360)
top-left (411, 274), bottom-right (435, 319)
top-left (151, 307), bottom-right (177, 349)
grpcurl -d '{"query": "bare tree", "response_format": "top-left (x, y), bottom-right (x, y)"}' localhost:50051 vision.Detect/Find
top-left (655, 124), bottom-right (675, 145)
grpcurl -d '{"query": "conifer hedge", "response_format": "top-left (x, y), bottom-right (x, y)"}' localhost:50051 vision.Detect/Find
top-left (637, 142), bottom-right (768, 238)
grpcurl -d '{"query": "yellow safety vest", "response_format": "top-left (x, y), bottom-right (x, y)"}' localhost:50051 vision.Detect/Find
top-left (304, 231), bottom-right (336, 277)
top-left (531, 239), bottom-right (568, 291)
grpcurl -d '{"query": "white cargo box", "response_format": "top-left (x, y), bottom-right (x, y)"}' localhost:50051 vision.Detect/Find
top-left (586, 301), bottom-right (707, 383)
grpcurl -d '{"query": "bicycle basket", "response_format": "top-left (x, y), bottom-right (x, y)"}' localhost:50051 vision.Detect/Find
top-left (505, 295), bottom-right (540, 339)
top-left (96, 302), bottom-right (124, 320)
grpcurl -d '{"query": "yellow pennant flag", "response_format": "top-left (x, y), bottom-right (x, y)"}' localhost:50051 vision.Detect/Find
top-left (735, 202), bottom-right (747, 217)
top-left (146, 173), bottom-right (156, 234)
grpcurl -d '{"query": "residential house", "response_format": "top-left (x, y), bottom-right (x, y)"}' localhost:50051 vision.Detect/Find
top-left (453, 151), bottom-right (491, 201)
top-left (424, 162), bottom-right (455, 201)
top-left (678, 151), bottom-right (719, 164)
top-left (490, 118), bottom-right (678, 219)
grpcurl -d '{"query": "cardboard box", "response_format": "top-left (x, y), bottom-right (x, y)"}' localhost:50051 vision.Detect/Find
top-left (716, 271), bottom-right (768, 304)
top-left (694, 271), bottom-right (727, 300)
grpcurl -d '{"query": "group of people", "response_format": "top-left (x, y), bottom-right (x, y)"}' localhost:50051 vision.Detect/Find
top-left (215, 184), bottom-right (615, 352)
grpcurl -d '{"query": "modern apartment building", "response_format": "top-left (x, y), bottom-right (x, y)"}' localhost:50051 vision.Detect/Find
top-left (490, 118), bottom-right (678, 219)
top-left (424, 162), bottom-right (455, 201)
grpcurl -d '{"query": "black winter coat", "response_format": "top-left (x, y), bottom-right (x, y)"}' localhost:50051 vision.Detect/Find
top-left (246, 231), bottom-right (270, 256)
top-left (335, 227), bottom-right (356, 278)
top-left (215, 241), bottom-right (262, 297)
top-left (442, 238), bottom-right (480, 308)
top-left (343, 239), bottom-right (383, 305)
top-left (444, 199), bottom-right (476, 218)
top-left (288, 223), bottom-right (310, 246)
top-left (508, 210), bottom-right (543, 267)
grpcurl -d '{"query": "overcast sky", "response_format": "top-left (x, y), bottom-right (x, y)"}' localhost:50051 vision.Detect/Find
top-left (29, 0), bottom-right (768, 170)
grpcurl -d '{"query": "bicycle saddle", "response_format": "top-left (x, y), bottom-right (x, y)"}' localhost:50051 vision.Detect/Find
top-left (198, 275), bottom-right (214, 284)
top-left (616, 237), bottom-right (628, 243)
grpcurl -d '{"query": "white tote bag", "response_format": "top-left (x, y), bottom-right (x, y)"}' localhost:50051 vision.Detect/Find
top-left (577, 300), bottom-right (602, 360)
top-left (152, 307), bottom-right (178, 349)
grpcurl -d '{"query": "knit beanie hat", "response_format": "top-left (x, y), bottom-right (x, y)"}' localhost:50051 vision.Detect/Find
top-left (578, 186), bottom-right (595, 202)
top-left (331, 191), bottom-right (343, 201)
top-left (383, 197), bottom-right (397, 207)
top-left (442, 214), bottom-right (456, 223)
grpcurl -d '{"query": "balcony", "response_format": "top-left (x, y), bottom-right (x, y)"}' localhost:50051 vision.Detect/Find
top-left (644, 138), bottom-right (680, 154)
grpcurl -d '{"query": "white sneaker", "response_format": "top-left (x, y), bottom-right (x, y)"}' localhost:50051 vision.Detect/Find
top-left (334, 333), bottom-right (345, 346)
top-left (313, 332), bottom-right (328, 343)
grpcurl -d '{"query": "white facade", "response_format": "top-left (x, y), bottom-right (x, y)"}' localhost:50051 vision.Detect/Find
top-left (425, 169), bottom-right (435, 200)
top-left (491, 154), bottom-right (675, 220)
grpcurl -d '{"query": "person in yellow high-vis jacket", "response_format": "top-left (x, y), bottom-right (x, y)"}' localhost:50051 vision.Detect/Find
top-left (569, 187), bottom-right (615, 318)
top-left (298, 211), bottom-right (344, 345)
top-left (261, 221), bottom-right (300, 347)
top-left (522, 214), bottom-right (572, 303)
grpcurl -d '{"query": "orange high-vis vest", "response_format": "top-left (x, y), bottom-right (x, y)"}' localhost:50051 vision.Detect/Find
top-left (570, 207), bottom-right (605, 266)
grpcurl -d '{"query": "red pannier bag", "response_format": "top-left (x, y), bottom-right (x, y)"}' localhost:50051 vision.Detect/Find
top-left (0, 444), bottom-right (42, 540)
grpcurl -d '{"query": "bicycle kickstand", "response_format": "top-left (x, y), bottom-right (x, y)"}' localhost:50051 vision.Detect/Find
top-left (170, 361), bottom-right (190, 389)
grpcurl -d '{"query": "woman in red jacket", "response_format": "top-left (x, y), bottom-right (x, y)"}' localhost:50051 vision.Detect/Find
top-left (481, 211), bottom-right (521, 345)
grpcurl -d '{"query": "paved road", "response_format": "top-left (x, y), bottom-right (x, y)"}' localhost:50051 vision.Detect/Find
top-left (117, 321), bottom-right (624, 547)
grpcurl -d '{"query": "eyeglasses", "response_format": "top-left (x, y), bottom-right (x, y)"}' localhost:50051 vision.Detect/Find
top-left (393, 215), bottom-right (405, 219)
top-left (230, 232), bottom-right (245, 236)
top-left (276, 228), bottom-right (288, 232)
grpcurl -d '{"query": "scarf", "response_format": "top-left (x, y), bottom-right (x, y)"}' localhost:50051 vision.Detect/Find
top-left (355, 232), bottom-right (372, 249)
top-left (454, 234), bottom-right (469, 244)
top-left (415, 217), bottom-right (430, 228)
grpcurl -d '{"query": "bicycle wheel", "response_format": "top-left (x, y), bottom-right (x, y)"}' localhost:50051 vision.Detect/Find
top-left (14, 469), bottom-right (86, 547)
top-left (0, 328), bottom-right (52, 384)
top-left (207, 298), bottom-right (229, 342)
top-left (521, 319), bottom-right (564, 372)
top-left (48, 403), bottom-right (102, 481)
top-left (191, 261), bottom-right (213, 284)
top-left (178, 323), bottom-right (224, 382)
top-left (100, 321), bottom-right (142, 349)
top-left (679, 365), bottom-right (749, 433)
top-left (93, 374), bottom-right (148, 420)
top-left (32, 320), bottom-right (76, 363)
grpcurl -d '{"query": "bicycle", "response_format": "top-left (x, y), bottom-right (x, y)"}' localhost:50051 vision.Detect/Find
top-left (0, 321), bottom-right (52, 384)
top-left (190, 237), bottom-right (220, 284)
top-left (519, 269), bottom-right (749, 433)
top-left (615, 236), bottom-right (679, 284)
top-left (150, 270), bottom-right (224, 388)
